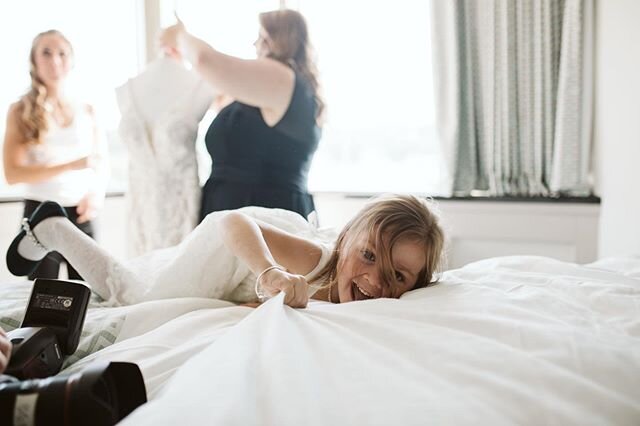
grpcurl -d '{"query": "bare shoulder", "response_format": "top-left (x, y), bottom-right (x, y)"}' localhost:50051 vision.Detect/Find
top-left (4, 102), bottom-right (29, 150)
top-left (260, 57), bottom-right (295, 75)
top-left (254, 57), bottom-right (295, 96)
top-left (5, 101), bottom-right (26, 137)
top-left (7, 101), bottom-right (24, 120)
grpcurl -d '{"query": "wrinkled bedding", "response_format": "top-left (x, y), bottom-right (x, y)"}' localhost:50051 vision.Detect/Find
top-left (2, 255), bottom-right (639, 424)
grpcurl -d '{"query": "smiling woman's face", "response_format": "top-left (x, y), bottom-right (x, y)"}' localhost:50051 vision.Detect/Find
top-left (334, 231), bottom-right (426, 303)
top-left (33, 33), bottom-right (73, 87)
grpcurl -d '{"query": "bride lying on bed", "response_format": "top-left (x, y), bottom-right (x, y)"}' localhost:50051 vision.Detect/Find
top-left (6, 194), bottom-right (444, 308)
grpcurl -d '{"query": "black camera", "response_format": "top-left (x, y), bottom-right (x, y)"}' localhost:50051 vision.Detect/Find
top-left (0, 279), bottom-right (147, 425)
top-left (5, 279), bottom-right (91, 380)
top-left (0, 361), bottom-right (147, 426)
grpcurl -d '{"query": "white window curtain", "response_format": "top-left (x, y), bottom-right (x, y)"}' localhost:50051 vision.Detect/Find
top-left (431, 0), bottom-right (594, 197)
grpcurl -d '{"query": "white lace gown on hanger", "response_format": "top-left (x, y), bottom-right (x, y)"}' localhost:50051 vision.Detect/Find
top-left (116, 58), bottom-right (215, 256)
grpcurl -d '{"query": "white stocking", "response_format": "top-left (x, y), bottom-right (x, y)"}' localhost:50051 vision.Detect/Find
top-left (32, 213), bottom-right (251, 305)
top-left (28, 208), bottom-right (310, 306)
top-left (33, 217), bottom-right (146, 305)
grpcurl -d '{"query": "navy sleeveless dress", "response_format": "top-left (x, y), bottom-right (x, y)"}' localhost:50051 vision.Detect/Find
top-left (200, 72), bottom-right (321, 222)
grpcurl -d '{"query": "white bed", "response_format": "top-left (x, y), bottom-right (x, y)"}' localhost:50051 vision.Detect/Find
top-left (2, 255), bottom-right (639, 425)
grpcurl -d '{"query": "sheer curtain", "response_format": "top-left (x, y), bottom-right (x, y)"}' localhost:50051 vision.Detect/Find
top-left (431, 0), bottom-right (594, 197)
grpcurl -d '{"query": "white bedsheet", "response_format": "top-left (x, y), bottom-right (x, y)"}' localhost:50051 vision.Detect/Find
top-left (115, 255), bottom-right (640, 425)
top-left (0, 281), bottom-right (240, 396)
top-left (63, 302), bottom-right (249, 397)
top-left (2, 256), bottom-right (638, 424)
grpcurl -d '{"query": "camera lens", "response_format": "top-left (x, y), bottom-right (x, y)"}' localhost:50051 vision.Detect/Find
top-left (0, 362), bottom-right (146, 426)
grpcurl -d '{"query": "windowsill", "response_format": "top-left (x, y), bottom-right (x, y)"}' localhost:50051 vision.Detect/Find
top-left (0, 191), bottom-right (601, 205)
top-left (332, 192), bottom-right (601, 204)
top-left (0, 191), bottom-right (126, 204)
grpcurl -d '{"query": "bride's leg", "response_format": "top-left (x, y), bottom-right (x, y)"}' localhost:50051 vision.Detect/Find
top-left (33, 218), bottom-right (146, 305)
top-left (8, 203), bottom-right (145, 305)
top-left (10, 203), bottom-right (254, 304)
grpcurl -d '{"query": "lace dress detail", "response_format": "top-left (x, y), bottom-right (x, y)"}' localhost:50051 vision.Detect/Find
top-left (96, 207), bottom-right (336, 306)
top-left (116, 59), bottom-right (215, 256)
top-left (37, 206), bottom-right (335, 306)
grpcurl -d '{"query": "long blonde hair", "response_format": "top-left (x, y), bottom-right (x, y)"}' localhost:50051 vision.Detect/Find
top-left (18, 29), bottom-right (73, 145)
top-left (312, 195), bottom-right (446, 293)
top-left (259, 9), bottom-right (325, 124)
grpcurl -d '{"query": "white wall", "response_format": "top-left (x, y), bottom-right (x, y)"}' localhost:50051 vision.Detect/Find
top-left (595, 0), bottom-right (640, 257)
top-left (314, 195), bottom-right (599, 270)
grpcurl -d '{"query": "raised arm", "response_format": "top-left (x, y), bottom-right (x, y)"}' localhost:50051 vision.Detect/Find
top-left (3, 103), bottom-right (89, 185)
top-left (159, 19), bottom-right (295, 125)
top-left (219, 211), bottom-right (322, 308)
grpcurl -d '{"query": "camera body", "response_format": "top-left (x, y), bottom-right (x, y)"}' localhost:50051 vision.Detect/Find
top-left (0, 279), bottom-right (147, 425)
top-left (5, 279), bottom-right (91, 380)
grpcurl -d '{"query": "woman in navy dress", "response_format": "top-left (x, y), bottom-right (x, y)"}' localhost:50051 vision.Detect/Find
top-left (160, 9), bottom-right (324, 223)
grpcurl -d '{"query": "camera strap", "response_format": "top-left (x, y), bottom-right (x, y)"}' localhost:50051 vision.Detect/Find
top-left (13, 392), bottom-right (39, 426)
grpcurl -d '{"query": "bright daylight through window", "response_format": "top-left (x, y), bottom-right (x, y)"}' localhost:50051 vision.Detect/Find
top-left (0, 0), bottom-right (139, 197)
top-left (0, 0), bottom-right (442, 197)
top-left (174, 0), bottom-right (443, 194)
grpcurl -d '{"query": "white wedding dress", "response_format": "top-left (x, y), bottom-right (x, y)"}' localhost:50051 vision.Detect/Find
top-left (32, 207), bottom-right (336, 306)
top-left (116, 58), bottom-right (215, 256)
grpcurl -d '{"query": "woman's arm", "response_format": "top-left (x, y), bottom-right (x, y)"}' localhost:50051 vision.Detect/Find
top-left (220, 211), bottom-right (322, 308)
top-left (159, 20), bottom-right (295, 124)
top-left (3, 103), bottom-right (89, 185)
top-left (76, 104), bottom-right (110, 223)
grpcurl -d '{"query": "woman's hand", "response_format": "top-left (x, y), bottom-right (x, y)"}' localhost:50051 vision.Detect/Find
top-left (158, 14), bottom-right (186, 59)
top-left (260, 268), bottom-right (310, 308)
top-left (76, 192), bottom-right (103, 224)
top-left (67, 156), bottom-right (91, 171)
top-left (239, 302), bottom-right (262, 308)
top-left (0, 328), bottom-right (12, 374)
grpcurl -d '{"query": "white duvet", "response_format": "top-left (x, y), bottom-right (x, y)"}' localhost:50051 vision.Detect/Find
top-left (2, 255), bottom-right (639, 424)
top-left (104, 255), bottom-right (640, 426)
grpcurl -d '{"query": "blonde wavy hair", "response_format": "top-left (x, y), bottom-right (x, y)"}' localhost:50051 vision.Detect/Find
top-left (18, 29), bottom-right (73, 145)
top-left (311, 194), bottom-right (446, 295)
top-left (259, 9), bottom-right (325, 124)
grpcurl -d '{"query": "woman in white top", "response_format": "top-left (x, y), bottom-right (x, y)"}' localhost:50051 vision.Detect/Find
top-left (2, 29), bottom-right (109, 281)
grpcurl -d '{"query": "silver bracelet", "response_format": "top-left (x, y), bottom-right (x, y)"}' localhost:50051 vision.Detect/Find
top-left (254, 265), bottom-right (286, 302)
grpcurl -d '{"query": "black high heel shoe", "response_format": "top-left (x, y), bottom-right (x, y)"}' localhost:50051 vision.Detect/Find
top-left (6, 201), bottom-right (68, 276)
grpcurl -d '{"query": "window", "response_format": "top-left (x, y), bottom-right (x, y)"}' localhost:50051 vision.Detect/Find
top-left (0, 0), bottom-right (140, 197)
top-left (296, 0), bottom-right (442, 193)
top-left (171, 0), bottom-right (443, 194)
top-left (167, 0), bottom-right (280, 185)
top-left (1, 2), bottom-right (441, 198)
